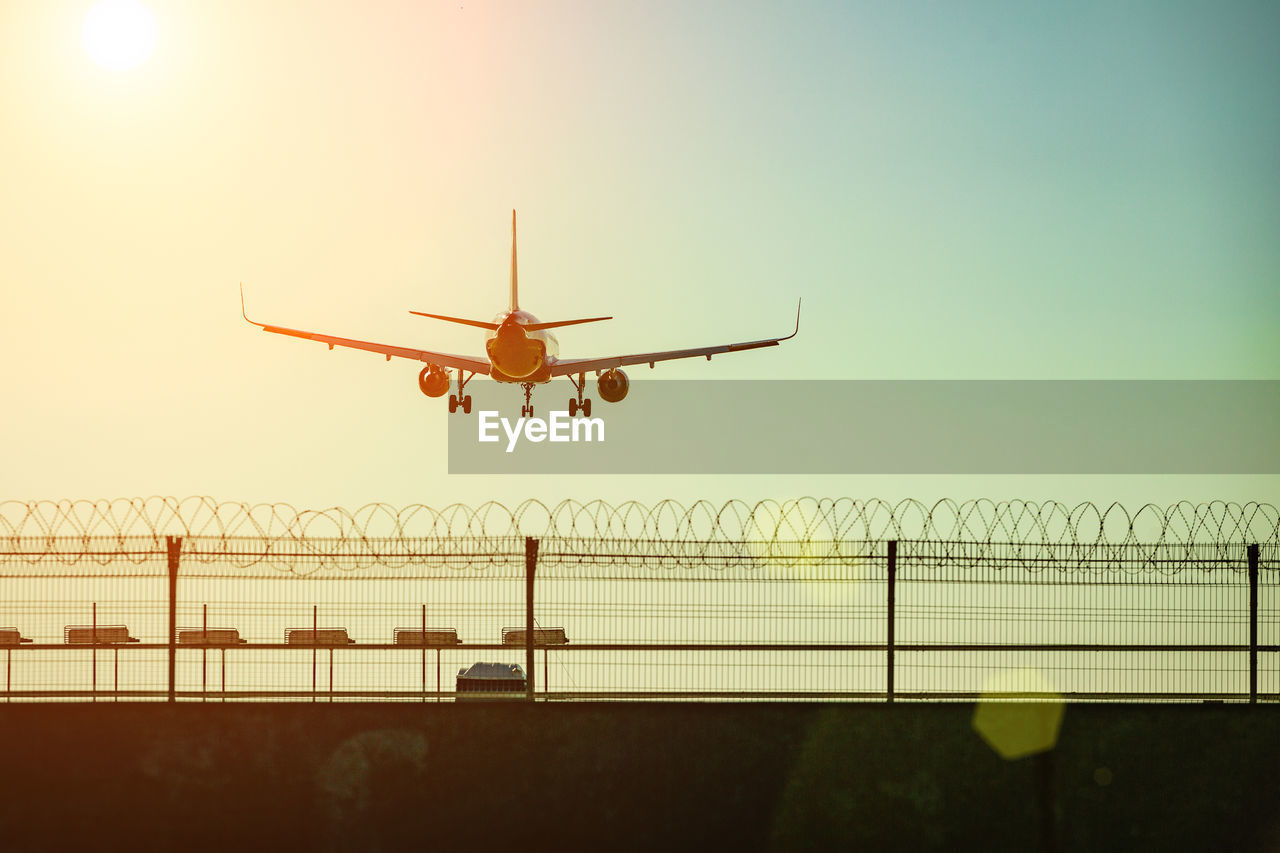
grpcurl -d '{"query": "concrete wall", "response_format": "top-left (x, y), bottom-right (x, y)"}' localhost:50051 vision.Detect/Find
top-left (0, 703), bottom-right (1276, 851)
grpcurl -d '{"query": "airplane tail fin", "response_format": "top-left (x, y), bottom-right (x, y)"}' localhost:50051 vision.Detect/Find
top-left (510, 209), bottom-right (518, 312)
top-left (409, 211), bottom-right (612, 332)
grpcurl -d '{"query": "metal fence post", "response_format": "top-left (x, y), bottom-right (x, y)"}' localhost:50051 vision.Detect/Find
top-left (525, 537), bottom-right (539, 702)
top-left (887, 540), bottom-right (897, 704)
top-left (1249, 543), bottom-right (1259, 705)
top-left (166, 536), bottom-right (182, 703)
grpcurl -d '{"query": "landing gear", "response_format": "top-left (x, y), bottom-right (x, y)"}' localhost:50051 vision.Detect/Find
top-left (520, 382), bottom-right (535, 418)
top-left (567, 373), bottom-right (592, 418)
top-left (449, 370), bottom-right (474, 414)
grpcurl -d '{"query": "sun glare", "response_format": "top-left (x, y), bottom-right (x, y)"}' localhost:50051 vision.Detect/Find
top-left (82, 0), bottom-right (156, 70)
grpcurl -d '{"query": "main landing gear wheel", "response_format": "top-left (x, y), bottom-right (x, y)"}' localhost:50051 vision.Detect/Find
top-left (568, 372), bottom-right (591, 418)
top-left (448, 370), bottom-right (474, 414)
top-left (520, 382), bottom-right (535, 418)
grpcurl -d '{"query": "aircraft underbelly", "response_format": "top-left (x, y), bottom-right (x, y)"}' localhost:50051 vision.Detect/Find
top-left (490, 365), bottom-right (552, 383)
top-left (487, 335), bottom-right (546, 381)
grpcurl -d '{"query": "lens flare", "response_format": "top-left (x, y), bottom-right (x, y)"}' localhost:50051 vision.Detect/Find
top-left (972, 668), bottom-right (1065, 760)
top-left (82, 0), bottom-right (156, 70)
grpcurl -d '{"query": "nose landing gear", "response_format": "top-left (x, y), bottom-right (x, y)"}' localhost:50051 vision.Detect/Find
top-left (521, 382), bottom-right (535, 418)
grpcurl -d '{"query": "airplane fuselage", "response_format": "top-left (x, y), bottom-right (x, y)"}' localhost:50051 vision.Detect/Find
top-left (485, 310), bottom-right (559, 383)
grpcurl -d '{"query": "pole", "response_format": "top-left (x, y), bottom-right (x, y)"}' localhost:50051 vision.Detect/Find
top-left (525, 537), bottom-right (538, 702)
top-left (887, 540), bottom-right (897, 704)
top-left (166, 536), bottom-right (182, 703)
top-left (1249, 543), bottom-right (1259, 705)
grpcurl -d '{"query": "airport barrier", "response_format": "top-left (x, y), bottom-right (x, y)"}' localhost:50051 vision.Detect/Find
top-left (0, 498), bottom-right (1275, 702)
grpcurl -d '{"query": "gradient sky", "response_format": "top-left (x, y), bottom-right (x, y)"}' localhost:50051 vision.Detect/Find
top-left (1, 0), bottom-right (1277, 512)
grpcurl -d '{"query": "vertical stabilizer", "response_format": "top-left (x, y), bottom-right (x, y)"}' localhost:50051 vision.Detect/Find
top-left (509, 209), bottom-right (519, 311)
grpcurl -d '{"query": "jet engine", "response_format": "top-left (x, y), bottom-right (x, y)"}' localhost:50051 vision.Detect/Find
top-left (417, 365), bottom-right (450, 397)
top-left (597, 368), bottom-right (629, 403)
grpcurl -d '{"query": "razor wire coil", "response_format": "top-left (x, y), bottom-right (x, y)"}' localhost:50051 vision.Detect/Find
top-left (0, 497), bottom-right (1274, 574)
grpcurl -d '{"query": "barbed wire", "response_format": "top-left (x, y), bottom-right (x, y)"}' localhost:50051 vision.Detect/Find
top-left (0, 497), bottom-right (1274, 573)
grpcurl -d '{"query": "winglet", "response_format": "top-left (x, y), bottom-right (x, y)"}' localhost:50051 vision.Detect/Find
top-left (781, 298), bottom-right (801, 341)
top-left (239, 282), bottom-right (260, 326)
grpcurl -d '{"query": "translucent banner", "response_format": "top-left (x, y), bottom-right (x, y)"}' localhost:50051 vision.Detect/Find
top-left (446, 380), bottom-right (1280, 474)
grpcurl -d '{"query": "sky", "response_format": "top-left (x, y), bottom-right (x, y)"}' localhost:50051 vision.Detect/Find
top-left (1, 0), bottom-right (1277, 515)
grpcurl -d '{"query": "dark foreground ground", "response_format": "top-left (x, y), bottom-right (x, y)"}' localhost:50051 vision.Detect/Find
top-left (0, 702), bottom-right (1275, 851)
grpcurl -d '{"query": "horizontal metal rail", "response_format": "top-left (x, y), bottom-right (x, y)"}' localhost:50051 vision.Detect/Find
top-left (0, 689), bottom-right (1272, 702)
top-left (7, 642), bottom-right (1280, 653)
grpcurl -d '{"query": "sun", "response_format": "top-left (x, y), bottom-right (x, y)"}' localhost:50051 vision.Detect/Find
top-left (82, 0), bottom-right (156, 70)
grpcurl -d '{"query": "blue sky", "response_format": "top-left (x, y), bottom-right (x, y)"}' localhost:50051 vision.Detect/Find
top-left (0, 0), bottom-right (1276, 511)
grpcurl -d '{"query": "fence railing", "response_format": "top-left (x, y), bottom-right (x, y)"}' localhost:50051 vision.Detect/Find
top-left (0, 526), bottom-right (1275, 702)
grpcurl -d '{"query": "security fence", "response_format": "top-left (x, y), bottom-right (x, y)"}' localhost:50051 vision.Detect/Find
top-left (0, 498), bottom-right (1276, 702)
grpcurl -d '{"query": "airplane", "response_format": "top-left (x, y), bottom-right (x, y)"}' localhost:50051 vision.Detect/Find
top-left (241, 211), bottom-right (800, 417)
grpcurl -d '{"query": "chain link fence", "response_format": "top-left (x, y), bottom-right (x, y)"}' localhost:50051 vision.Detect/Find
top-left (0, 498), bottom-right (1275, 701)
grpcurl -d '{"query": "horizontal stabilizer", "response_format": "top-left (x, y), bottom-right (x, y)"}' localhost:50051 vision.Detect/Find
top-left (409, 311), bottom-right (611, 332)
top-left (409, 311), bottom-right (500, 330)
top-left (520, 316), bottom-right (612, 332)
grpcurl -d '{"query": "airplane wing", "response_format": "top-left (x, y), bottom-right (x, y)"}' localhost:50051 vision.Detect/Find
top-left (549, 300), bottom-right (800, 377)
top-left (241, 287), bottom-right (491, 375)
